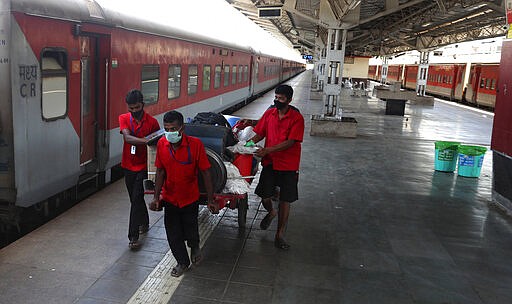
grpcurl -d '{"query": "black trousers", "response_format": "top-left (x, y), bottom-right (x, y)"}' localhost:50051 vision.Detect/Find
top-left (164, 201), bottom-right (200, 266)
top-left (124, 169), bottom-right (149, 241)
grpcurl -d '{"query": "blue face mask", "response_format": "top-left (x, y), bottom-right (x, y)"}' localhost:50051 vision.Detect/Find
top-left (164, 130), bottom-right (182, 143)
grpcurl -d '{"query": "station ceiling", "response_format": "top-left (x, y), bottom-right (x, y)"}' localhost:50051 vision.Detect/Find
top-left (225, 0), bottom-right (507, 57)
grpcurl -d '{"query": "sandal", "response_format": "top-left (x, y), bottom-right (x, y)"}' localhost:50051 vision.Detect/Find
top-left (260, 212), bottom-right (276, 230)
top-left (129, 239), bottom-right (141, 250)
top-left (274, 238), bottom-right (290, 250)
top-left (191, 247), bottom-right (202, 265)
top-left (171, 264), bottom-right (189, 277)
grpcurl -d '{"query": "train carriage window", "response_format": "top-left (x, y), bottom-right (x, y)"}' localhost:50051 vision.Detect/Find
top-left (243, 65), bottom-right (248, 82)
top-left (232, 66), bottom-right (237, 85)
top-left (224, 65), bottom-right (230, 87)
top-left (168, 64), bottom-right (181, 100)
top-left (238, 65), bottom-right (243, 83)
top-left (41, 50), bottom-right (68, 120)
top-left (491, 79), bottom-right (496, 90)
top-left (188, 64), bottom-right (198, 95)
top-left (141, 65), bottom-right (159, 103)
top-left (480, 78), bottom-right (485, 88)
top-left (214, 65), bottom-right (221, 89)
top-left (203, 65), bottom-right (211, 91)
top-left (485, 78), bottom-right (491, 89)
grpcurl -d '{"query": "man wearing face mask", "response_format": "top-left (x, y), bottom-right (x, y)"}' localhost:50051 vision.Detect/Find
top-left (149, 110), bottom-right (217, 277)
top-left (119, 89), bottom-right (160, 250)
top-left (248, 84), bottom-right (304, 250)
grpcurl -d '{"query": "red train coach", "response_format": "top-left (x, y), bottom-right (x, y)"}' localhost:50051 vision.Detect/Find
top-left (426, 64), bottom-right (466, 100)
top-left (0, 0), bottom-right (304, 225)
top-left (464, 63), bottom-right (499, 108)
top-left (386, 64), bottom-right (404, 83)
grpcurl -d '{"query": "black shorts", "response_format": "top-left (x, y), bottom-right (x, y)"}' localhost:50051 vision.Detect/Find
top-left (255, 165), bottom-right (299, 203)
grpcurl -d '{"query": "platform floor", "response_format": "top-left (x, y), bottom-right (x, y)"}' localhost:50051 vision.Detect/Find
top-left (1, 70), bottom-right (512, 304)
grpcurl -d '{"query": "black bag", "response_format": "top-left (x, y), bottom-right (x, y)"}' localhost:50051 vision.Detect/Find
top-left (191, 112), bottom-right (231, 128)
top-left (189, 112), bottom-right (237, 148)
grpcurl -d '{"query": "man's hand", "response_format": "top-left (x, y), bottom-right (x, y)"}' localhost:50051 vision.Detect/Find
top-left (149, 198), bottom-right (162, 211)
top-left (255, 147), bottom-right (270, 158)
top-left (239, 119), bottom-right (257, 127)
top-left (207, 201), bottom-right (219, 214)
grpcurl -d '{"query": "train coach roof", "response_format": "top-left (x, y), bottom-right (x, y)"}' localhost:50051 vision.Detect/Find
top-left (10, 0), bottom-right (254, 54)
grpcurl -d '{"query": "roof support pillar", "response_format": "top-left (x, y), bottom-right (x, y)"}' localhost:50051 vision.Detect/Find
top-left (416, 51), bottom-right (430, 96)
top-left (322, 28), bottom-right (346, 117)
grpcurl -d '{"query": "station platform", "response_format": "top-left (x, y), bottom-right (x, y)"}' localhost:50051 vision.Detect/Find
top-left (1, 70), bottom-right (512, 304)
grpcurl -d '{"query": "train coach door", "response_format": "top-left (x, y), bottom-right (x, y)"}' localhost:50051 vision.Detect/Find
top-left (79, 37), bottom-right (96, 165)
top-left (471, 66), bottom-right (482, 103)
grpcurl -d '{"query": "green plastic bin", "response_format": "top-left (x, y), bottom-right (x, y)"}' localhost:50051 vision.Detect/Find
top-left (434, 141), bottom-right (460, 172)
top-left (457, 145), bottom-right (487, 178)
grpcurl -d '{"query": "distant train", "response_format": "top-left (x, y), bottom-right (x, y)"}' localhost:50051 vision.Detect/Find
top-left (0, 0), bottom-right (304, 228)
top-left (368, 62), bottom-right (499, 109)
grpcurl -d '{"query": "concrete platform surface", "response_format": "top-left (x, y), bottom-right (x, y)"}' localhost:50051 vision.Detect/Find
top-left (1, 70), bottom-right (511, 304)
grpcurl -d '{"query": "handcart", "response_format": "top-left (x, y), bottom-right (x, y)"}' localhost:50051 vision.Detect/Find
top-left (144, 118), bottom-right (257, 228)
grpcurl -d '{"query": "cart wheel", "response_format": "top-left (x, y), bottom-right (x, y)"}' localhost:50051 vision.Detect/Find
top-left (237, 194), bottom-right (248, 228)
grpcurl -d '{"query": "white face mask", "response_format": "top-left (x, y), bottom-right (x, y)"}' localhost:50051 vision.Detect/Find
top-left (164, 130), bottom-right (182, 143)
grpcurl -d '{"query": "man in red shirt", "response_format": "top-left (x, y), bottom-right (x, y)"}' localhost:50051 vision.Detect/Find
top-left (119, 89), bottom-right (160, 250)
top-left (150, 110), bottom-right (217, 277)
top-left (249, 84), bottom-right (304, 250)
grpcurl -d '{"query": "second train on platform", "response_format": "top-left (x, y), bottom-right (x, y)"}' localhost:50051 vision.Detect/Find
top-left (368, 63), bottom-right (498, 109)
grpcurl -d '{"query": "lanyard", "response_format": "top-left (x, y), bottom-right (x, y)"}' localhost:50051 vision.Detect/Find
top-left (129, 115), bottom-right (144, 136)
top-left (169, 144), bottom-right (192, 165)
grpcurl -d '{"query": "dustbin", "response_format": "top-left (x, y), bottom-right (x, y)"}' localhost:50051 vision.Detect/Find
top-left (434, 141), bottom-right (460, 172)
top-left (457, 145), bottom-right (487, 178)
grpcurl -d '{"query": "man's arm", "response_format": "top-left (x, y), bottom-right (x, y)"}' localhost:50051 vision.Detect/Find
top-left (255, 139), bottom-right (296, 158)
top-left (200, 169), bottom-right (218, 214)
top-left (121, 128), bottom-right (149, 145)
top-left (149, 167), bottom-right (165, 211)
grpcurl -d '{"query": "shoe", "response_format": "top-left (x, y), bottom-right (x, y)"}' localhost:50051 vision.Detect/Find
top-left (274, 238), bottom-right (290, 250)
top-left (139, 224), bottom-right (149, 235)
top-left (191, 247), bottom-right (202, 265)
top-left (171, 263), bottom-right (189, 277)
top-left (129, 239), bottom-right (141, 250)
top-left (259, 212), bottom-right (276, 230)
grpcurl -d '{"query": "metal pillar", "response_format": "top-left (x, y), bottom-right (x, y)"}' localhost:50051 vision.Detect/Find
top-left (416, 51), bottom-right (429, 96)
top-left (380, 56), bottom-right (388, 84)
top-left (322, 28), bottom-right (346, 117)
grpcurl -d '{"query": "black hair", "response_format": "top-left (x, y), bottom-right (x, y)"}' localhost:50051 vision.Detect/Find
top-left (275, 84), bottom-right (293, 100)
top-left (163, 110), bottom-right (184, 126)
top-left (125, 89), bottom-right (144, 104)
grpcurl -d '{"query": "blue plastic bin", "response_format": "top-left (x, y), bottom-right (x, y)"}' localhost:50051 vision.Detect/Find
top-left (434, 141), bottom-right (460, 172)
top-left (457, 145), bottom-right (487, 178)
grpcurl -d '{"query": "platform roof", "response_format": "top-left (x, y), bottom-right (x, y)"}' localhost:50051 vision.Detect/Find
top-left (225, 0), bottom-right (507, 56)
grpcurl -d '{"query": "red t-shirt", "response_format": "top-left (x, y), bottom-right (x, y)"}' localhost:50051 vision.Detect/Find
top-left (155, 134), bottom-right (211, 208)
top-left (254, 106), bottom-right (304, 171)
top-left (119, 112), bottom-right (160, 171)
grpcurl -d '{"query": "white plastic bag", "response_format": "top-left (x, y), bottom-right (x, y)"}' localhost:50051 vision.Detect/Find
top-left (222, 162), bottom-right (250, 194)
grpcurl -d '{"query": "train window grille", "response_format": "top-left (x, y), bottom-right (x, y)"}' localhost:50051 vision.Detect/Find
top-left (168, 64), bottom-right (181, 100)
top-left (188, 65), bottom-right (198, 95)
top-left (203, 65), bottom-right (211, 91)
top-left (491, 79), bottom-right (496, 90)
top-left (214, 65), bottom-right (221, 88)
top-left (238, 65), bottom-right (243, 83)
top-left (232, 66), bottom-right (237, 85)
top-left (243, 65), bottom-right (248, 82)
top-left (141, 65), bottom-right (159, 104)
top-left (485, 78), bottom-right (491, 90)
top-left (480, 78), bottom-right (485, 88)
top-left (41, 50), bottom-right (68, 120)
top-left (224, 65), bottom-right (230, 87)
